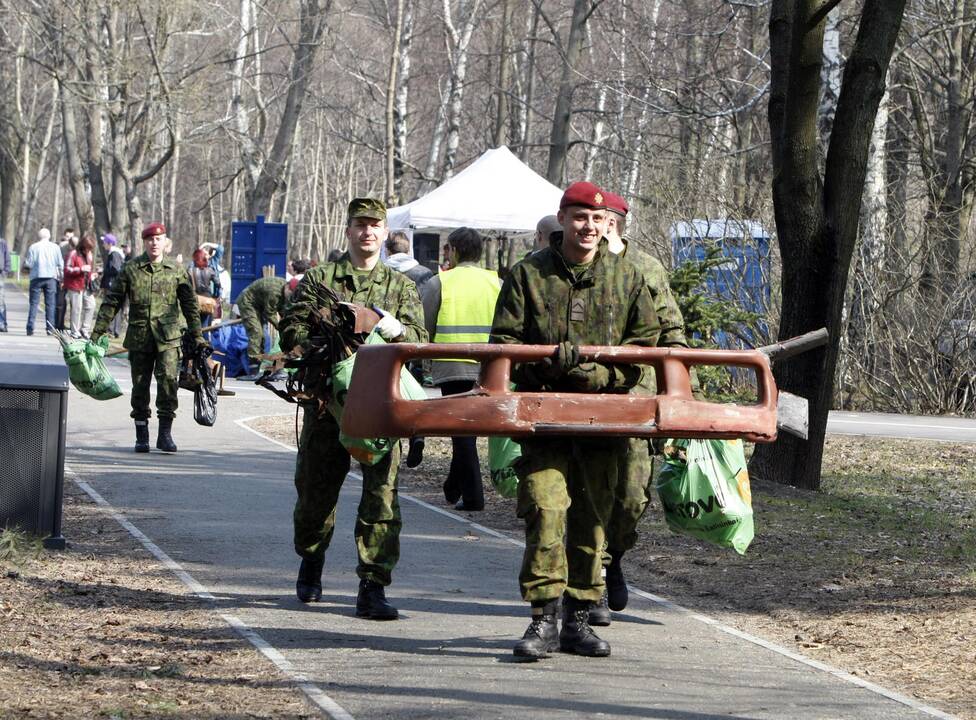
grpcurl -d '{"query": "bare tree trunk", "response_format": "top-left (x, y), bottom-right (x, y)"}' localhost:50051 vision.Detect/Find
top-left (493, 0), bottom-right (515, 147)
top-left (385, 0), bottom-right (406, 205)
top-left (58, 77), bottom-right (95, 235)
top-left (440, 0), bottom-right (482, 179)
top-left (393, 0), bottom-right (413, 200)
top-left (248, 0), bottom-right (329, 217)
top-left (546, 0), bottom-right (590, 184)
top-left (517, 3), bottom-right (540, 162)
top-left (749, 0), bottom-right (907, 490)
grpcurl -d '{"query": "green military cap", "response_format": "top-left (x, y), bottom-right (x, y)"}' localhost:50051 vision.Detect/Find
top-left (347, 197), bottom-right (387, 221)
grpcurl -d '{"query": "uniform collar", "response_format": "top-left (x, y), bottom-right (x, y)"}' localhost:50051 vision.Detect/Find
top-left (133, 252), bottom-right (176, 270)
top-left (333, 252), bottom-right (389, 282)
top-left (548, 232), bottom-right (608, 272)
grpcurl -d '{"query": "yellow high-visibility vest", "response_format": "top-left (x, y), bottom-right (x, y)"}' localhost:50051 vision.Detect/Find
top-left (434, 265), bottom-right (502, 363)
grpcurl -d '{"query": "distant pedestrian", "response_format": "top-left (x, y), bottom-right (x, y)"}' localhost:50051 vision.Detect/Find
top-left (64, 232), bottom-right (99, 338)
top-left (190, 247), bottom-right (220, 327)
top-left (384, 231), bottom-right (434, 289)
top-left (100, 233), bottom-right (126, 338)
top-left (23, 228), bottom-right (64, 336)
top-left (0, 235), bottom-right (10, 332)
top-left (421, 227), bottom-right (501, 511)
top-left (56, 228), bottom-right (78, 330)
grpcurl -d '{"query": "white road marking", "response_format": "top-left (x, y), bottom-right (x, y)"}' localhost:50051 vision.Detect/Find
top-left (67, 466), bottom-right (355, 720)
top-left (236, 416), bottom-right (960, 720)
top-left (830, 418), bottom-right (976, 432)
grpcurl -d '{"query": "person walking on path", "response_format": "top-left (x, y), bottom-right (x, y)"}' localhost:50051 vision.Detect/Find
top-left (279, 197), bottom-right (426, 621)
top-left (490, 181), bottom-right (661, 660)
top-left (91, 222), bottom-right (206, 454)
top-left (235, 275), bottom-right (287, 380)
top-left (0, 235), bottom-right (10, 332)
top-left (421, 227), bottom-right (501, 511)
top-left (63, 232), bottom-right (99, 338)
top-left (582, 190), bottom-right (700, 627)
top-left (56, 228), bottom-right (78, 330)
top-left (99, 234), bottom-right (126, 337)
top-left (383, 230), bottom-right (434, 468)
top-left (23, 227), bottom-right (64, 336)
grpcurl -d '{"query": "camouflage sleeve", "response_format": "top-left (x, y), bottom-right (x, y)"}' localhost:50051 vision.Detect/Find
top-left (264, 289), bottom-right (281, 329)
top-left (395, 276), bottom-right (427, 343)
top-left (92, 264), bottom-right (130, 339)
top-left (489, 264), bottom-right (527, 346)
top-left (638, 255), bottom-right (689, 348)
top-left (279, 273), bottom-right (319, 352)
top-left (177, 268), bottom-right (203, 339)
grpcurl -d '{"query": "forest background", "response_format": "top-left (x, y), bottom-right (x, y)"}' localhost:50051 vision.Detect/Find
top-left (0, 0), bottom-right (973, 437)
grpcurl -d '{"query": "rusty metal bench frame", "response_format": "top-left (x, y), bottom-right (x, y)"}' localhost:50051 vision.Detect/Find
top-left (341, 343), bottom-right (778, 443)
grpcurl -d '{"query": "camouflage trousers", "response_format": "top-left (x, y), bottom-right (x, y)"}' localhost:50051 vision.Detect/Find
top-left (239, 306), bottom-right (266, 368)
top-left (605, 438), bottom-right (655, 557)
top-left (129, 347), bottom-right (180, 420)
top-left (292, 408), bottom-right (402, 586)
top-left (514, 437), bottom-right (625, 603)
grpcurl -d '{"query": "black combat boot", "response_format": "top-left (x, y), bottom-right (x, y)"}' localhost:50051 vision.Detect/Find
top-left (134, 421), bottom-right (150, 453)
top-left (296, 557), bottom-right (324, 603)
top-left (156, 417), bottom-right (178, 453)
top-left (606, 550), bottom-right (628, 611)
top-left (588, 590), bottom-right (611, 626)
top-left (560, 595), bottom-right (610, 657)
top-left (513, 601), bottom-right (559, 659)
top-left (356, 578), bottom-right (398, 620)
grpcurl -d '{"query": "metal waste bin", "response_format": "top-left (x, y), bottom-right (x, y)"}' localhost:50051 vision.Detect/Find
top-left (0, 361), bottom-right (69, 549)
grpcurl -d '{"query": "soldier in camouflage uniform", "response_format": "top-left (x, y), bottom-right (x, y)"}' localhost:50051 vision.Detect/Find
top-left (92, 222), bottom-right (205, 454)
top-left (584, 191), bottom-right (698, 627)
top-left (278, 198), bottom-right (426, 620)
top-left (490, 182), bottom-right (661, 659)
top-left (235, 275), bottom-right (288, 380)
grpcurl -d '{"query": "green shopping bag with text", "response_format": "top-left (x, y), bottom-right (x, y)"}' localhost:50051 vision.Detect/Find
top-left (655, 438), bottom-right (754, 554)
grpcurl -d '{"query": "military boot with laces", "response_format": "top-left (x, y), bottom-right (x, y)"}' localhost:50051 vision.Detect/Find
top-left (560, 595), bottom-right (610, 657)
top-left (513, 601), bottom-right (559, 659)
top-left (588, 590), bottom-right (611, 626)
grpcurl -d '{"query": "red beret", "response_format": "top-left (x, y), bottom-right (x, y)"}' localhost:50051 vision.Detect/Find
top-left (560, 181), bottom-right (607, 210)
top-left (142, 222), bottom-right (166, 239)
top-left (603, 191), bottom-right (629, 216)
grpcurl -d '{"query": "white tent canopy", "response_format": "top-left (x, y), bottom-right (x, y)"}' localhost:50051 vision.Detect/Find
top-left (386, 146), bottom-right (563, 232)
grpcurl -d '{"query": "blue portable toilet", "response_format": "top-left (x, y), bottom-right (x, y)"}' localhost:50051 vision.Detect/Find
top-left (230, 215), bottom-right (288, 300)
top-left (670, 219), bottom-right (772, 348)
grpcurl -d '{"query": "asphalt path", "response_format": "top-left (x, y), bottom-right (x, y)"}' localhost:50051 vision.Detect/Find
top-left (0, 284), bottom-right (962, 719)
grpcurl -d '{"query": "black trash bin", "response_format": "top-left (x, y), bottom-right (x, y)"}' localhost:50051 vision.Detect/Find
top-left (0, 360), bottom-right (69, 549)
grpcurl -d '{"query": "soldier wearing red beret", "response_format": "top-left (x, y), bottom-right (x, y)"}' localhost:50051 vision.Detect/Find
top-left (592, 191), bottom-right (699, 628)
top-left (92, 221), bottom-right (207, 454)
top-left (491, 181), bottom-right (662, 660)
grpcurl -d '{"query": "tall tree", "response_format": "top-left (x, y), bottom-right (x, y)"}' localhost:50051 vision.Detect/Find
top-left (749, 0), bottom-right (908, 490)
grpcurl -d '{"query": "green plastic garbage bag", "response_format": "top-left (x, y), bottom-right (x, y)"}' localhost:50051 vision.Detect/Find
top-left (488, 437), bottom-right (521, 498)
top-left (655, 438), bottom-right (754, 554)
top-left (329, 330), bottom-right (427, 466)
top-left (61, 335), bottom-right (123, 401)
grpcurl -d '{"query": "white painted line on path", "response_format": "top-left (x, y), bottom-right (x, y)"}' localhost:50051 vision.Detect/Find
top-left (66, 465), bottom-right (355, 720)
top-left (830, 418), bottom-right (976, 432)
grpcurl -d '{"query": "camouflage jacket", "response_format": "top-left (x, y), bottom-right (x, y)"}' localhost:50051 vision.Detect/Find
top-left (490, 235), bottom-right (661, 391)
top-left (237, 276), bottom-right (287, 328)
top-left (93, 253), bottom-right (202, 351)
top-left (618, 240), bottom-right (702, 396)
top-left (279, 252), bottom-right (427, 352)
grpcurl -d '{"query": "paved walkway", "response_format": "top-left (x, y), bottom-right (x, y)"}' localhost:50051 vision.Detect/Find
top-left (0, 285), bottom-right (957, 719)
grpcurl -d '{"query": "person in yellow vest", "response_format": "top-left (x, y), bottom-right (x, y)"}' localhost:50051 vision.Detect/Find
top-left (421, 227), bottom-right (502, 511)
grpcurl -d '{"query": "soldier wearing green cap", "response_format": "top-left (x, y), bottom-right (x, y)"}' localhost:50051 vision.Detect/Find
top-left (278, 197), bottom-right (426, 620)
